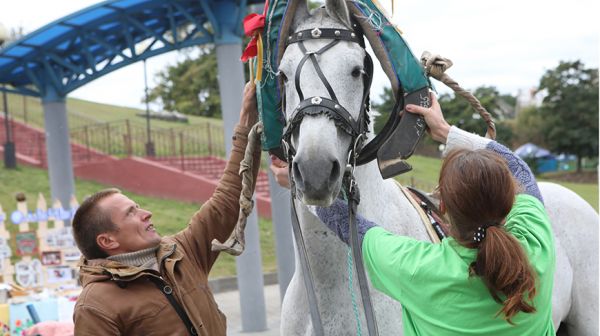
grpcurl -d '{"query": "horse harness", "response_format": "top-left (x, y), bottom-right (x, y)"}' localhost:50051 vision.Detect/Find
top-left (281, 23), bottom-right (380, 336)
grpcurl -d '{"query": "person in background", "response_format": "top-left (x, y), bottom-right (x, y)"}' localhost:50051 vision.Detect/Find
top-left (270, 95), bottom-right (555, 335)
top-left (72, 83), bottom-right (260, 336)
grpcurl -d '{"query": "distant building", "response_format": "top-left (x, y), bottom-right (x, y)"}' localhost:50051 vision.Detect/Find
top-left (0, 23), bottom-right (8, 47)
top-left (0, 23), bottom-right (25, 50)
top-left (494, 97), bottom-right (516, 119)
top-left (515, 87), bottom-right (544, 115)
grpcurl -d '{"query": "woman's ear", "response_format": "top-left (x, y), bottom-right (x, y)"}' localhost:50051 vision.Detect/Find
top-left (97, 233), bottom-right (119, 253)
top-left (439, 199), bottom-right (446, 215)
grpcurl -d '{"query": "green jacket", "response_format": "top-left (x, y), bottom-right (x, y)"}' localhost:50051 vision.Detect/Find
top-left (74, 125), bottom-right (260, 336)
top-left (363, 194), bottom-right (555, 335)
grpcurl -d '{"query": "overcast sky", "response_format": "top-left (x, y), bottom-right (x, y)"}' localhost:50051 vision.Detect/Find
top-left (1, 0), bottom-right (598, 109)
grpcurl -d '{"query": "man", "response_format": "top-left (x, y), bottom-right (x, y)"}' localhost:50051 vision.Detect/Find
top-left (72, 83), bottom-right (260, 336)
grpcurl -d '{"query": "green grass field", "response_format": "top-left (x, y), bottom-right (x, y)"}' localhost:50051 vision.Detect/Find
top-left (2, 92), bottom-right (222, 130)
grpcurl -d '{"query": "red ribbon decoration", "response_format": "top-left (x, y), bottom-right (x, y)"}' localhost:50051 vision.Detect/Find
top-left (240, 13), bottom-right (265, 62)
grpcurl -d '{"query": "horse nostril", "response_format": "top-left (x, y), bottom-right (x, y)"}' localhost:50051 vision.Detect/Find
top-left (329, 160), bottom-right (340, 185)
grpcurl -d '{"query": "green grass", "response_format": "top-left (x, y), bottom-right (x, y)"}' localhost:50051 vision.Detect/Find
top-left (0, 164), bottom-right (274, 278)
top-left (2, 92), bottom-right (223, 130)
top-left (395, 154), bottom-right (443, 190)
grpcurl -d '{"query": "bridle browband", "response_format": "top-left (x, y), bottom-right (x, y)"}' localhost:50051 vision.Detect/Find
top-left (281, 25), bottom-right (374, 160)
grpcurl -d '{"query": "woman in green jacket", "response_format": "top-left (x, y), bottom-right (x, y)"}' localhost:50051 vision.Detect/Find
top-left (271, 95), bottom-right (555, 335)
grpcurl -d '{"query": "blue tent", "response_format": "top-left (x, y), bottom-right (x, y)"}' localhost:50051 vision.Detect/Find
top-left (514, 143), bottom-right (557, 173)
top-left (515, 143), bottom-right (552, 159)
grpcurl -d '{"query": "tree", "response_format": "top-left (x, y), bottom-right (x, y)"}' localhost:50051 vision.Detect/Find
top-left (537, 61), bottom-right (599, 172)
top-left (437, 86), bottom-right (515, 145)
top-left (372, 85), bottom-right (515, 155)
top-left (148, 46), bottom-right (222, 117)
top-left (372, 86), bottom-right (394, 134)
top-left (512, 105), bottom-right (546, 147)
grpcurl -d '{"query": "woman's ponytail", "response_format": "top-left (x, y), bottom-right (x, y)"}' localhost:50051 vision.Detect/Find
top-left (471, 225), bottom-right (537, 323)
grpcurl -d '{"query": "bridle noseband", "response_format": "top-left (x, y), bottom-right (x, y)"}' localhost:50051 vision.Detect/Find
top-left (281, 26), bottom-right (373, 161)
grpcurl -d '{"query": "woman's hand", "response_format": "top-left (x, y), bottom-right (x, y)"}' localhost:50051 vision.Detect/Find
top-left (269, 155), bottom-right (290, 189)
top-left (405, 94), bottom-right (450, 144)
top-left (239, 82), bottom-right (258, 127)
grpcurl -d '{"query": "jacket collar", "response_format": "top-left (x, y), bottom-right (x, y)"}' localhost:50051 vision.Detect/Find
top-left (79, 241), bottom-right (180, 285)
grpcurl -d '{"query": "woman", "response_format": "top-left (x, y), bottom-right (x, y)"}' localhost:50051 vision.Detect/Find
top-left (270, 95), bottom-right (555, 335)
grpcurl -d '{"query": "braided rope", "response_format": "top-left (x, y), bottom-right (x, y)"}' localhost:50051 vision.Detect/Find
top-left (347, 247), bottom-right (363, 335)
top-left (211, 122), bottom-right (264, 255)
top-left (420, 51), bottom-right (496, 140)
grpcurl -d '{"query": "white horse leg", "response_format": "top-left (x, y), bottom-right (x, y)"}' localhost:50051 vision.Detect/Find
top-left (541, 182), bottom-right (599, 336)
top-left (281, 269), bottom-right (312, 335)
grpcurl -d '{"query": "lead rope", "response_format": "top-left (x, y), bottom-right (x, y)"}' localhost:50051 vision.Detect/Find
top-left (421, 51), bottom-right (497, 140)
top-left (347, 247), bottom-right (363, 335)
top-left (211, 122), bottom-right (263, 255)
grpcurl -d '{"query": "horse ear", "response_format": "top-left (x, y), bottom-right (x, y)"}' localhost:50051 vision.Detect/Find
top-left (291, 0), bottom-right (311, 30)
top-left (325, 0), bottom-right (352, 28)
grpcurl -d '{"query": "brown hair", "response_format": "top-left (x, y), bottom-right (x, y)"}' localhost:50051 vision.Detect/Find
top-left (72, 188), bottom-right (121, 260)
top-left (439, 149), bottom-right (537, 323)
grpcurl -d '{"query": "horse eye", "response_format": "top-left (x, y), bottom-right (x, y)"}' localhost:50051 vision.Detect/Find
top-left (351, 67), bottom-right (363, 78)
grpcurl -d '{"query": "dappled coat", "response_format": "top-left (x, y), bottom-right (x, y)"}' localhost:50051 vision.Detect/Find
top-left (73, 125), bottom-right (260, 336)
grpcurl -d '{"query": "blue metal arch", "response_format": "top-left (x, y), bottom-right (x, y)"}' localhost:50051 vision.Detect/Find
top-left (0, 0), bottom-right (262, 97)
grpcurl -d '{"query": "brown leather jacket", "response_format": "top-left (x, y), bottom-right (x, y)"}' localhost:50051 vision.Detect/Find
top-left (73, 125), bottom-right (261, 336)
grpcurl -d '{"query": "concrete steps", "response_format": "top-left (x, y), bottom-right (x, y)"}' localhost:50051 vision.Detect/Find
top-left (149, 156), bottom-right (271, 199)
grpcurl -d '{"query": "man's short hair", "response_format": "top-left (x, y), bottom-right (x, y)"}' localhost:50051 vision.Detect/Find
top-left (72, 188), bottom-right (121, 259)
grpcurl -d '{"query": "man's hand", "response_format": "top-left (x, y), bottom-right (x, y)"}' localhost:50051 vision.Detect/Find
top-left (405, 94), bottom-right (450, 144)
top-left (239, 82), bottom-right (258, 127)
top-left (269, 155), bottom-right (290, 189)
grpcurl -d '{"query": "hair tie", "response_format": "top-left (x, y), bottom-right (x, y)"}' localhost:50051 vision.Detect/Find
top-left (473, 226), bottom-right (487, 243)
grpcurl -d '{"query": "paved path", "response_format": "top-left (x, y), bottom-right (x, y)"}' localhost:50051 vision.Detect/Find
top-left (214, 284), bottom-right (282, 336)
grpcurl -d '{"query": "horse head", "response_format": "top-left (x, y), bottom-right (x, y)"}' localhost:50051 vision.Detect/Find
top-left (279, 0), bottom-right (372, 206)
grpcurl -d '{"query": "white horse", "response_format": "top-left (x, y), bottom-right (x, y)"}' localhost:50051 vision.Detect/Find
top-left (277, 0), bottom-right (598, 335)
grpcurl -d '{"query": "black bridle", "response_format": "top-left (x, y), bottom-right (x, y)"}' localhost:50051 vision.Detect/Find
top-left (279, 23), bottom-right (380, 336)
top-left (281, 26), bottom-right (374, 161)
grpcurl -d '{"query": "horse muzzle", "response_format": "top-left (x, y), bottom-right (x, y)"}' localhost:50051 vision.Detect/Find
top-left (292, 154), bottom-right (342, 206)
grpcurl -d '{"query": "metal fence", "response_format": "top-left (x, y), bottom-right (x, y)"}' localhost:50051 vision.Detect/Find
top-left (69, 119), bottom-right (226, 160)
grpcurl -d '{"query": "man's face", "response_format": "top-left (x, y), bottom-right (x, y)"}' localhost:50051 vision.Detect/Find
top-left (99, 193), bottom-right (161, 254)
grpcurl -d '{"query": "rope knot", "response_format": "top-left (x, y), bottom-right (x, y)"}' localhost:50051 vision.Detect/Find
top-left (419, 51), bottom-right (497, 140)
top-left (420, 51), bottom-right (453, 81)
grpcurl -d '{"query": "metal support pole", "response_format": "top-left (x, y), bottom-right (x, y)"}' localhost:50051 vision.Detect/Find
top-left (42, 86), bottom-right (75, 218)
top-left (23, 95), bottom-right (27, 124)
top-left (2, 86), bottom-right (16, 168)
top-left (216, 42), bottom-right (267, 333)
top-left (267, 167), bottom-right (295, 301)
top-left (143, 59), bottom-right (155, 156)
